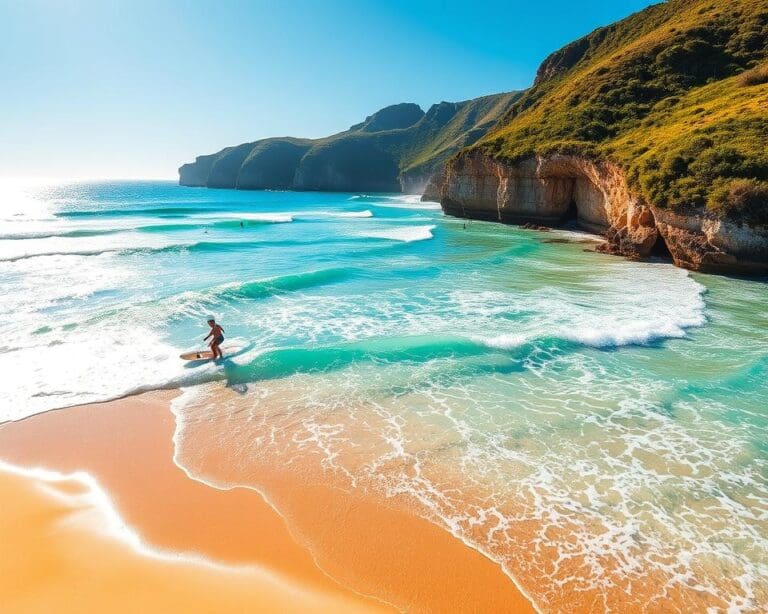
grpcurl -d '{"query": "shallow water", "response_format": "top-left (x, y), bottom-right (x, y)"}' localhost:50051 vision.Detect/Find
top-left (1, 180), bottom-right (766, 611)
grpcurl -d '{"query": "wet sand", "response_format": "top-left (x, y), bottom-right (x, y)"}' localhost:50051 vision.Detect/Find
top-left (0, 464), bottom-right (379, 613)
top-left (0, 390), bottom-right (534, 613)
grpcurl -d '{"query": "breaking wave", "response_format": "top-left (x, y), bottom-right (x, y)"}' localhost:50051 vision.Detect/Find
top-left (361, 225), bottom-right (435, 242)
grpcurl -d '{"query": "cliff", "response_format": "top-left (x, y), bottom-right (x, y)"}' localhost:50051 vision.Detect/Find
top-left (430, 0), bottom-right (768, 275)
top-left (178, 94), bottom-right (522, 194)
top-left (431, 152), bottom-right (767, 274)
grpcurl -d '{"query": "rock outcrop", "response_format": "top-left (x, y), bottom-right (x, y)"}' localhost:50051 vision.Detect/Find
top-left (653, 209), bottom-right (768, 274)
top-left (431, 151), bottom-right (768, 275)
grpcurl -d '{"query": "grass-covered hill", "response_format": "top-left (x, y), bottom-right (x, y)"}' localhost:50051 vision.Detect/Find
top-left (399, 93), bottom-right (522, 187)
top-left (179, 93), bottom-right (522, 193)
top-left (472, 0), bottom-right (768, 224)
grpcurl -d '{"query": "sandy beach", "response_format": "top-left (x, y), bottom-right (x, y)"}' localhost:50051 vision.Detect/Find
top-left (0, 390), bottom-right (534, 613)
top-left (4, 0), bottom-right (768, 610)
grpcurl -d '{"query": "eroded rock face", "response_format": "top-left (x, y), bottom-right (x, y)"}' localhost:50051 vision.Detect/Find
top-left (433, 151), bottom-right (768, 275)
top-left (436, 151), bottom-right (658, 255)
top-left (654, 209), bottom-right (768, 275)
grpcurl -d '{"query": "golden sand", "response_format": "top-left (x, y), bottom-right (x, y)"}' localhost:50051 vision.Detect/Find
top-left (0, 464), bottom-right (382, 614)
top-left (0, 390), bottom-right (534, 613)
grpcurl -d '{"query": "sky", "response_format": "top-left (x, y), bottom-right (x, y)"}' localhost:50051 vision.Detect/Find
top-left (0, 0), bottom-right (658, 180)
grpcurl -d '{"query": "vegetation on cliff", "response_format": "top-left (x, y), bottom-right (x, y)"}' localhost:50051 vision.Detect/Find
top-left (179, 94), bottom-right (521, 192)
top-left (475, 0), bottom-right (768, 224)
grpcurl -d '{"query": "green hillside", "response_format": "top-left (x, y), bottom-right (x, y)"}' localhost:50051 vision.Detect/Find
top-left (473, 0), bottom-right (768, 223)
top-left (179, 94), bottom-right (522, 192)
top-left (401, 92), bottom-right (522, 176)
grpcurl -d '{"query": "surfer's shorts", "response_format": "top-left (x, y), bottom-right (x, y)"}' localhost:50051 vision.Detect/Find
top-left (215, 335), bottom-right (224, 344)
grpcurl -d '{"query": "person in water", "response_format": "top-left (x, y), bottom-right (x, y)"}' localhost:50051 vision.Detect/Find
top-left (204, 318), bottom-right (225, 359)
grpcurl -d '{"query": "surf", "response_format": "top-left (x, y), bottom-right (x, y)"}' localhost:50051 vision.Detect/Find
top-left (4, 180), bottom-right (767, 613)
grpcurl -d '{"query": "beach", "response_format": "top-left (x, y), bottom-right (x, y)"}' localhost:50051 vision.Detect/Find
top-left (0, 391), bottom-right (533, 613)
top-left (4, 0), bottom-right (768, 608)
top-left (1, 182), bottom-right (767, 611)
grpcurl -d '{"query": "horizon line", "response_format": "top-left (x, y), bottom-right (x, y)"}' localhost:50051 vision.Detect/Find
top-left (0, 175), bottom-right (178, 185)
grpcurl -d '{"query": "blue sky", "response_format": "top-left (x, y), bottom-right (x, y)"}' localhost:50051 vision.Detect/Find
top-left (0, 0), bottom-right (657, 179)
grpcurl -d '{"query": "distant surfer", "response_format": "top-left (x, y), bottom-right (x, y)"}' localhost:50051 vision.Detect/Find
top-left (204, 317), bottom-right (225, 360)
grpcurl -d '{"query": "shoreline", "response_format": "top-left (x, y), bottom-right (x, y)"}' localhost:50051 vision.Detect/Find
top-left (0, 389), bottom-right (535, 613)
top-left (0, 460), bottom-right (380, 614)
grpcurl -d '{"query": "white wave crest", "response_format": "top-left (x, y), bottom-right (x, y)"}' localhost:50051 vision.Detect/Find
top-left (198, 213), bottom-right (293, 223)
top-left (0, 233), bottom-right (184, 262)
top-left (348, 193), bottom-right (442, 210)
top-left (373, 201), bottom-right (442, 211)
top-left (486, 265), bottom-right (704, 352)
top-left (327, 210), bottom-right (373, 218)
top-left (362, 225), bottom-right (435, 243)
top-left (561, 319), bottom-right (700, 347)
top-left (297, 210), bottom-right (373, 219)
top-left (478, 334), bottom-right (529, 350)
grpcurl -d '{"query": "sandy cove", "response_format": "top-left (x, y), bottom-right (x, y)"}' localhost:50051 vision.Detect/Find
top-left (0, 389), bottom-right (534, 613)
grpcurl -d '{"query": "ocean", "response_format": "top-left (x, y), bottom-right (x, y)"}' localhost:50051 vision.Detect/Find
top-left (1, 180), bottom-right (766, 611)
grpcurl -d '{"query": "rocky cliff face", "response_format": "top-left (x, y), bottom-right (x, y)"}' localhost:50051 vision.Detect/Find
top-left (178, 154), bottom-right (216, 187)
top-left (653, 209), bottom-right (768, 274)
top-left (430, 151), bottom-right (768, 275)
top-left (427, 0), bottom-right (768, 275)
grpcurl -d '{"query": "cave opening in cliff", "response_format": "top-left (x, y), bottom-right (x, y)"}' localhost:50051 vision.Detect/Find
top-left (563, 197), bottom-right (579, 224)
top-left (649, 232), bottom-right (673, 260)
top-left (539, 167), bottom-right (610, 234)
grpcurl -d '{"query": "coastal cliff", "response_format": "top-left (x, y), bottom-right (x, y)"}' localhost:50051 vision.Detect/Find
top-left (430, 152), bottom-right (768, 274)
top-left (430, 0), bottom-right (768, 274)
top-left (179, 94), bottom-right (522, 194)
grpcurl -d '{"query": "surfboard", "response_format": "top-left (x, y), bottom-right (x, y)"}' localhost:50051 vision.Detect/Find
top-left (180, 350), bottom-right (215, 361)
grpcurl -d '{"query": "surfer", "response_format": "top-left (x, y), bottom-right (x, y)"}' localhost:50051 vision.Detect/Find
top-left (204, 317), bottom-right (225, 359)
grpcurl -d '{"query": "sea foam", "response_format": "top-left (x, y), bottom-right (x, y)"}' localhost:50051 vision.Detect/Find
top-left (362, 225), bottom-right (436, 242)
top-left (297, 210), bottom-right (373, 219)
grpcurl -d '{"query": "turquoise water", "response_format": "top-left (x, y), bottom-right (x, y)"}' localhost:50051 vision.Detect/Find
top-left (1, 180), bottom-right (766, 611)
